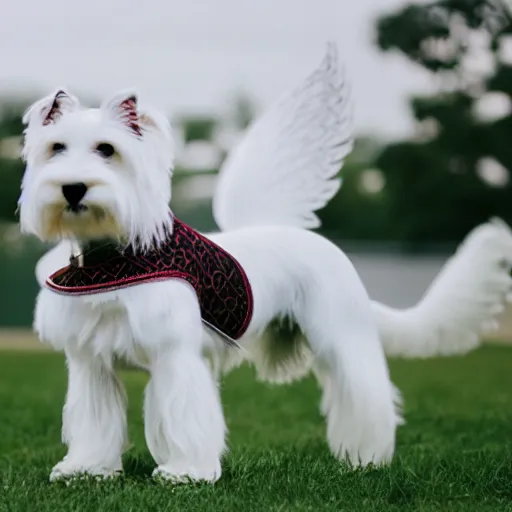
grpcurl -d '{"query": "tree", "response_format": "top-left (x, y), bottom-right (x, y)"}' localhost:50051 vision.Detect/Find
top-left (318, 136), bottom-right (392, 241)
top-left (0, 102), bottom-right (25, 223)
top-left (374, 0), bottom-right (512, 244)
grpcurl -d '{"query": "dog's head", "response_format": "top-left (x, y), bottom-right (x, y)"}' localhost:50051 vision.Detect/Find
top-left (19, 89), bottom-right (174, 249)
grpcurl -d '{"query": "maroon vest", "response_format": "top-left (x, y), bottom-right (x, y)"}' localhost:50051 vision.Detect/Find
top-left (46, 218), bottom-right (253, 343)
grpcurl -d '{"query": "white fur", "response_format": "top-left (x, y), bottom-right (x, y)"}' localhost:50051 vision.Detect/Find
top-left (373, 218), bottom-right (512, 358)
top-left (20, 88), bottom-right (173, 250)
top-left (21, 87), bottom-right (401, 483)
top-left (36, 217), bottom-right (512, 367)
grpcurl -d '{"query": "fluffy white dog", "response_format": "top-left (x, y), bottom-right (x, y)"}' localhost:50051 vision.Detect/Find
top-left (19, 44), bottom-right (512, 483)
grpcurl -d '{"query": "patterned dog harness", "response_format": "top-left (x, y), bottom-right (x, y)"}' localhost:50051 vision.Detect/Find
top-left (46, 218), bottom-right (253, 345)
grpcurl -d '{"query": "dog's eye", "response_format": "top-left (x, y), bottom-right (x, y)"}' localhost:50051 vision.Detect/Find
top-left (95, 143), bottom-right (115, 159)
top-left (50, 142), bottom-right (66, 154)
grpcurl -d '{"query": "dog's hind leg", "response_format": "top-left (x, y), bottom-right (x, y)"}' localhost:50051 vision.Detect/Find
top-left (311, 321), bottom-right (401, 467)
top-left (312, 363), bottom-right (333, 418)
top-left (302, 278), bottom-right (402, 468)
top-left (50, 348), bottom-right (128, 481)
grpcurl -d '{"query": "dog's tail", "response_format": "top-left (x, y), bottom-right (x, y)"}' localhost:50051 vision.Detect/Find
top-left (372, 218), bottom-right (512, 358)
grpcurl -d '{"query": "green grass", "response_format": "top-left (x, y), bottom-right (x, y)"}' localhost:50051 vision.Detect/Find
top-left (0, 346), bottom-right (512, 511)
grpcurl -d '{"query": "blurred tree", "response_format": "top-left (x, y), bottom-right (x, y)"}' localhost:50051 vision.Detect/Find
top-left (374, 0), bottom-right (512, 243)
top-left (179, 115), bottom-right (219, 142)
top-left (318, 136), bottom-right (392, 241)
top-left (230, 93), bottom-right (256, 130)
top-left (0, 102), bottom-right (25, 223)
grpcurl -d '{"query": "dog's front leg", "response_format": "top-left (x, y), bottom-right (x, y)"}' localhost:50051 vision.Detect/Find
top-left (50, 348), bottom-right (128, 482)
top-left (145, 345), bottom-right (226, 484)
top-left (133, 282), bottom-right (226, 484)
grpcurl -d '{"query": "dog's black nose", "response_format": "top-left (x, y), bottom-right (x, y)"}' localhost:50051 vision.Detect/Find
top-left (62, 183), bottom-right (88, 206)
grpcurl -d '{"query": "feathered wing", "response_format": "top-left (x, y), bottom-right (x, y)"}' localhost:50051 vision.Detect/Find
top-left (212, 42), bottom-right (353, 231)
top-left (373, 218), bottom-right (512, 358)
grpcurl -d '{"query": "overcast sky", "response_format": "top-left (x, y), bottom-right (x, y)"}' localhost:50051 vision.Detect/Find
top-left (0, 0), bottom-right (434, 139)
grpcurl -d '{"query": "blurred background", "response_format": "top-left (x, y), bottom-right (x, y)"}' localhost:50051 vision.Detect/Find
top-left (1, 0), bottom-right (512, 339)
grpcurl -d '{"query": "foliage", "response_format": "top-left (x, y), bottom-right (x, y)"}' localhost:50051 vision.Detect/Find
top-left (374, 0), bottom-right (512, 243)
top-left (318, 137), bottom-right (391, 241)
top-left (179, 115), bottom-right (219, 142)
top-left (0, 102), bottom-right (25, 223)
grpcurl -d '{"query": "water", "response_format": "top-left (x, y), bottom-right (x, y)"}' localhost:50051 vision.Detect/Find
top-left (346, 251), bottom-right (449, 308)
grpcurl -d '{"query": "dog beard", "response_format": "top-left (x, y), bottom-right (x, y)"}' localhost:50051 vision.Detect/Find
top-left (39, 203), bottom-right (121, 241)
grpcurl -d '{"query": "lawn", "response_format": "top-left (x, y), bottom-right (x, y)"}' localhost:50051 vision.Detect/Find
top-left (0, 346), bottom-right (511, 511)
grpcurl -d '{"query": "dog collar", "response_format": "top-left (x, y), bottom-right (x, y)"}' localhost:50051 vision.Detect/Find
top-left (46, 218), bottom-right (253, 344)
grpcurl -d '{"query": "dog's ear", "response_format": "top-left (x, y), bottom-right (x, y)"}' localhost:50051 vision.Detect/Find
top-left (139, 108), bottom-right (173, 141)
top-left (23, 89), bottom-right (80, 128)
top-left (101, 90), bottom-right (143, 137)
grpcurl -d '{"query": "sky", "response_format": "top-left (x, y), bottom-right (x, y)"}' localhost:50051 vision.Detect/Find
top-left (0, 0), bottom-right (435, 139)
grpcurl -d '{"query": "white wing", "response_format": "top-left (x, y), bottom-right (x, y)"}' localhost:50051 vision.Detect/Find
top-left (212, 42), bottom-right (353, 231)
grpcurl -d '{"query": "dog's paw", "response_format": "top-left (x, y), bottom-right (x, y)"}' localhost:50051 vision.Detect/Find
top-left (50, 460), bottom-right (123, 483)
top-left (152, 462), bottom-right (221, 485)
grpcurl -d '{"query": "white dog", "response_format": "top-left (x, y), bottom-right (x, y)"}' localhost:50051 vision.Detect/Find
top-left (19, 44), bottom-right (512, 483)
